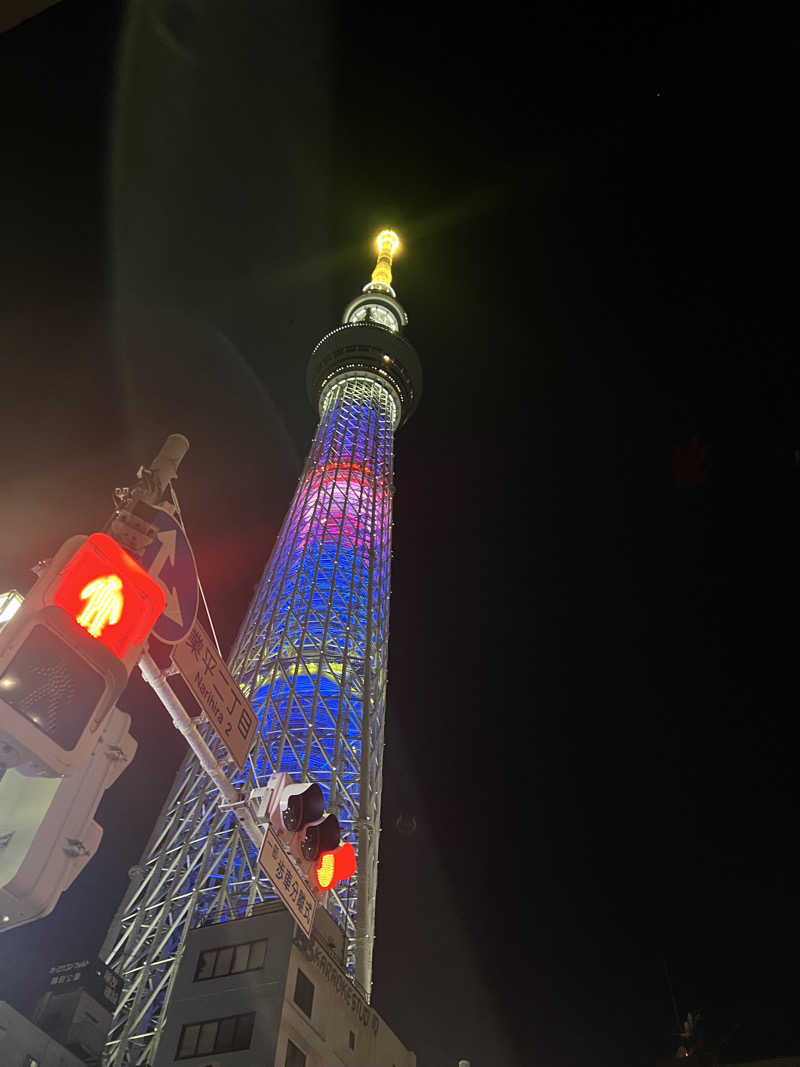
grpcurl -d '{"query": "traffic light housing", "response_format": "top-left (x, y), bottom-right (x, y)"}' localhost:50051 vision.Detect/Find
top-left (281, 781), bottom-right (324, 832)
top-left (47, 533), bottom-right (165, 660)
top-left (0, 705), bottom-right (137, 930)
top-left (254, 773), bottom-right (355, 897)
top-left (301, 813), bottom-right (340, 861)
top-left (273, 779), bottom-right (341, 863)
top-left (0, 605), bottom-right (128, 778)
top-left (0, 534), bottom-right (165, 777)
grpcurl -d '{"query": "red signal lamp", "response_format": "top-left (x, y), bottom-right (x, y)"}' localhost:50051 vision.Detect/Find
top-left (313, 842), bottom-right (356, 892)
top-left (48, 533), bottom-right (165, 660)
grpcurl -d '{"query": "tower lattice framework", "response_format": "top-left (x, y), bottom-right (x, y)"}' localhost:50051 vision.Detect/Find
top-left (100, 233), bottom-right (421, 1066)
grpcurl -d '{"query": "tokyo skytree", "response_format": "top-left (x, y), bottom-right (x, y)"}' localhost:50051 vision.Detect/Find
top-left (100, 232), bottom-right (422, 1065)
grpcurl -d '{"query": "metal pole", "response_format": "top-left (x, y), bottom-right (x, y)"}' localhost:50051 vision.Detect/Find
top-left (146, 435), bottom-right (190, 499)
top-left (108, 434), bottom-right (190, 559)
top-left (137, 652), bottom-right (264, 848)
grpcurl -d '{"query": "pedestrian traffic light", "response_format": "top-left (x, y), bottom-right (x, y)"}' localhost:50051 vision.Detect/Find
top-left (0, 705), bottom-right (136, 931)
top-left (47, 533), bottom-right (165, 662)
top-left (0, 534), bottom-right (165, 777)
top-left (313, 842), bottom-right (357, 893)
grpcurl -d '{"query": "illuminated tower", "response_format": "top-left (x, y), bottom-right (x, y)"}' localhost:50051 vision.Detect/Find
top-left (100, 232), bottom-right (421, 1065)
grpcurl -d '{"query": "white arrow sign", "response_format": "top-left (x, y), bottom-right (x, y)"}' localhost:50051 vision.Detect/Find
top-left (139, 507), bottom-right (199, 643)
top-left (148, 530), bottom-right (183, 627)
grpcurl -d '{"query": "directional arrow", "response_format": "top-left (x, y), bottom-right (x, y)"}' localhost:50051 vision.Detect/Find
top-left (139, 509), bottom-right (198, 643)
top-left (149, 530), bottom-right (183, 627)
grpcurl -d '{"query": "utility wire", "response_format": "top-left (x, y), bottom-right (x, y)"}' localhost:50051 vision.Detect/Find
top-left (169, 486), bottom-right (223, 657)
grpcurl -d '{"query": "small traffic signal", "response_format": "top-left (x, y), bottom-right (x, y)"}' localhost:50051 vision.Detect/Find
top-left (0, 534), bottom-right (165, 777)
top-left (301, 813), bottom-right (340, 861)
top-left (254, 773), bottom-right (353, 897)
top-left (281, 782), bottom-right (324, 832)
top-left (274, 780), bottom-right (341, 863)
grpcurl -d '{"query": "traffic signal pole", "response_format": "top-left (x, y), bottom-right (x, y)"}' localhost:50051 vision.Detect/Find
top-left (136, 652), bottom-right (264, 848)
top-left (137, 655), bottom-right (239, 807)
top-left (121, 433), bottom-right (190, 507)
top-left (106, 433), bottom-right (190, 555)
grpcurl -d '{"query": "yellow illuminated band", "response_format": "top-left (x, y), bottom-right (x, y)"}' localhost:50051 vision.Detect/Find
top-left (370, 229), bottom-right (400, 288)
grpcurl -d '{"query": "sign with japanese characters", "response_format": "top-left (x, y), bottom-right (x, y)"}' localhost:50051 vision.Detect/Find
top-left (258, 825), bottom-right (317, 936)
top-left (47, 958), bottom-right (123, 1009)
top-left (49, 958), bottom-right (91, 987)
top-left (171, 620), bottom-right (258, 771)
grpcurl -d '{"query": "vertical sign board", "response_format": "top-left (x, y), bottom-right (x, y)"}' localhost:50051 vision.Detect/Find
top-left (171, 620), bottom-right (258, 771)
top-left (258, 825), bottom-right (317, 937)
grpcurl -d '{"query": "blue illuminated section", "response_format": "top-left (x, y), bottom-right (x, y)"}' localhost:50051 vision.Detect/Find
top-left (227, 375), bottom-right (395, 954)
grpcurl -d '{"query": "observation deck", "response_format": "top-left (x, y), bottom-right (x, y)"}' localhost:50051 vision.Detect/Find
top-left (307, 321), bottom-right (422, 430)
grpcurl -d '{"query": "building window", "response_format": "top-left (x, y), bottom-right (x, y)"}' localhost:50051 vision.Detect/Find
top-left (349, 1029), bottom-right (356, 1049)
top-left (194, 938), bottom-right (268, 981)
top-left (293, 968), bottom-right (314, 1018)
top-left (286, 1039), bottom-right (307, 1067)
top-left (176, 1012), bottom-right (255, 1059)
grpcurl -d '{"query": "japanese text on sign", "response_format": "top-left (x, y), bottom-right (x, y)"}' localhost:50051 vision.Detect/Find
top-left (47, 959), bottom-right (123, 1009)
top-left (172, 620), bottom-right (257, 771)
top-left (258, 826), bottom-right (316, 936)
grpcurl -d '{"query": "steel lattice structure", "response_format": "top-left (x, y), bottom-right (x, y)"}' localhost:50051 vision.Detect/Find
top-left (100, 233), bottom-right (421, 1065)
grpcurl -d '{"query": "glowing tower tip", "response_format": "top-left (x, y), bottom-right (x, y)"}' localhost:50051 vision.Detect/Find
top-left (370, 229), bottom-right (400, 290)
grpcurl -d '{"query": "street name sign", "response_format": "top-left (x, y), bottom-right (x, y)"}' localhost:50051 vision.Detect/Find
top-left (258, 825), bottom-right (317, 936)
top-left (171, 620), bottom-right (257, 771)
top-left (139, 508), bottom-right (198, 644)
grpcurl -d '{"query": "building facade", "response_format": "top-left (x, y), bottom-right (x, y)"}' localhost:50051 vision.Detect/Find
top-left (101, 233), bottom-right (421, 1065)
top-left (151, 903), bottom-right (415, 1067)
top-left (0, 957), bottom-right (119, 1067)
top-left (32, 986), bottom-right (113, 1067)
top-left (0, 1000), bottom-right (93, 1067)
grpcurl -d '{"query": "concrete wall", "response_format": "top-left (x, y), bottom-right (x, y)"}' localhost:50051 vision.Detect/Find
top-left (281, 933), bottom-right (416, 1067)
top-left (0, 1000), bottom-right (86, 1067)
top-left (153, 908), bottom-right (294, 1067)
top-left (34, 988), bottom-right (112, 1062)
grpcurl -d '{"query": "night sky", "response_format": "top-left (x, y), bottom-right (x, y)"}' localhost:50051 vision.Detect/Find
top-left (1, 4), bottom-right (799, 1066)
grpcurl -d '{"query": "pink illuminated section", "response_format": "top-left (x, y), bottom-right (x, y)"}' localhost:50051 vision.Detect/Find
top-left (301, 461), bottom-right (390, 550)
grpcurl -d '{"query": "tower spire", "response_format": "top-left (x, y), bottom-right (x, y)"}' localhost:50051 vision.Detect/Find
top-left (341, 229), bottom-right (410, 341)
top-left (368, 229), bottom-right (400, 291)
